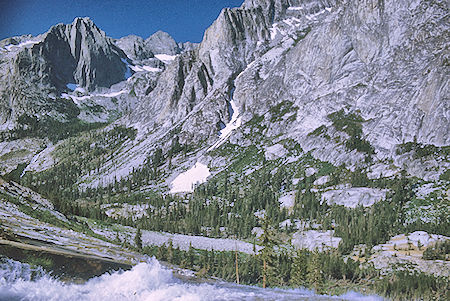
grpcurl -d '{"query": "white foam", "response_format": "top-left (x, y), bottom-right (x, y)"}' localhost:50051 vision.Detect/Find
top-left (1, 258), bottom-right (379, 300)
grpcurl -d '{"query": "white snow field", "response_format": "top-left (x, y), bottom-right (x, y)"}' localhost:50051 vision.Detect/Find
top-left (155, 54), bottom-right (177, 64)
top-left (208, 99), bottom-right (242, 151)
top-left (130, 65), bottom-right (162, 72)
top-left (170, 162), bottom-right (211, 193)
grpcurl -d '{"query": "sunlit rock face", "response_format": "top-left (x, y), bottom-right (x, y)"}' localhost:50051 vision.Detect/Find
top-left (44, 17), bottom-right (127, 91)
top-left (0, 0), bottom-right (448, 185)
top-left (0, 17), bottom-right (129, 129)
top-left (233, 0), bottom-right (449, 152)
top-left (115, 34), bottom-right (155, 62)
top-left (144, 30), bottom-right (180, 55)
top-left (73, 0), bottom-right (450, 184)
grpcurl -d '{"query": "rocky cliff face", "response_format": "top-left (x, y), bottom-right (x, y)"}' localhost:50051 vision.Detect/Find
top-left (124, 0), bottom-right (448, 148)
top-left (115, 35), bottom-right (155, 61)
top-left (145, 31), bottom-right (180, 55)
top-left (117, 0), bottom-right (448, 185)
top-left (44, 17), bottom-right (128, 91)
top-left (231, 0), bottom-right (449, 170)
top-left (0, 0), bottom-right (449, 186)
top-left (0, 17), bottom-right (131, 132)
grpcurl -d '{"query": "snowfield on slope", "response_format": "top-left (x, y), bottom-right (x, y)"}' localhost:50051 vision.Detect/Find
top-left (170, 162), bottom-right (211, 193)
top-left (208, 99), bottom-right (242, 151)
top-left (155, 54), bottom-right (177, 63)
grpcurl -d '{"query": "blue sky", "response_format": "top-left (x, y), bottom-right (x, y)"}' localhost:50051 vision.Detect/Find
top-left (0, 0), bottom-right (243, 42)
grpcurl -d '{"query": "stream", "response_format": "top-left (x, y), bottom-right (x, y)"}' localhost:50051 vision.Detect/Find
top-left (0, 257), bottom-right (384, 301)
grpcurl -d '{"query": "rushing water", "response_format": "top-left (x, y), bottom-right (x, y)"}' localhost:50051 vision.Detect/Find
top-left (0, 257), bottom-right (383, 301)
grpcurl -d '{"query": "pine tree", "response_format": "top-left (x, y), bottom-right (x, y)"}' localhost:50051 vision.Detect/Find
top-left (307, 251), bottom-right (324, 293)
top-left (259, 214), bottom-right (276, 288)
top-left (291, 249), bottom-right (309, 286)
top-left (167, 239), bottom-right (174, 263)
top-left (134, 227), bottom-right (143, 250)
top-left (187, 242), bottom-right (195, 267)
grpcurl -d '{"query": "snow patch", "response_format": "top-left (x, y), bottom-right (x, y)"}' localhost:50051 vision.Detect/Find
top-left (155, 54), bottom-right (177, 64)
top-left (130, 65), bottom-right (162, 73)
top-left (170, 162), bottom-right (211, 194)
top-left (97, 90), bottom-right (127, 98)
top-left (4, 40), bottom-right (39, 51)
top-left (61, 88), bottom-right (127, 105)
top-left (305, 9), bottom-right (327, 21)
top-left (208, 99), bottom-right (242, 151)
top-left (61, 93), bottom-right (91, 105)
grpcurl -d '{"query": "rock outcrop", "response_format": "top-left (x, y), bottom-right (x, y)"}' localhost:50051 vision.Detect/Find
top-left (115, 35), bottom-right (154, 61)
top-left (145, 31), bottom-right (180, 55)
